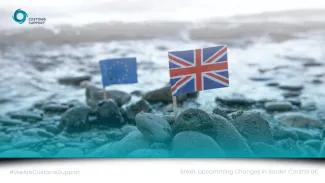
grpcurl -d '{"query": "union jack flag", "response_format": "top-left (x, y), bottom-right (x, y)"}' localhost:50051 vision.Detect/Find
top-left (168, 46), bottom-right (229, 96)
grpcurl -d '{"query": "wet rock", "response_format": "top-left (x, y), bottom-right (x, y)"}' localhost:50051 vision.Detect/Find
top-left (272, 127), bottom-right (298, 140)
top-left (311, 79), bottom-right (322, 84)
top-left (171, 131), bottom-right (224, 157)
top-left (58, 75), bottom-right (91, 86)
top-left (231, 110), bottom-right (274, 144)
top-left (303, 61), bottom-right (323, 67)
top-left (282, 91), bottom-right (301, 98)
top-left (0, 116), bottom-right (23, 126)
top-left (301, 101), bottom-right (317, 111)
top-left (264, 101), bottom-right (294, 112)
top-left (304, 139), bottom-right (321, 151)
top-left (96, 99), bottom-right (125, 127)
top-left (135, 112), bottom-right (172, 143)
top-left (213, 106), bottom-right (236, 118)
top-left (86, 84), bottom-right (131, 108)
top-left (278, 83), bottom-right (303, 91)
top-left (249, 76), bottom-right (272, 81)
top-left (143, 86), bottom-right (198, 104)
top-left (266, 81), bottom-right (279, 87)
top-left (275, 112), bottom-right (322, 128)
top-left (121, 125), bottom-right (138, 136)
top-left (59, 106), bottom-right (92, 133)
top-left (90, 130), bottom-right (150, 157)
top-left (210, 114), bottom-right (253, 156)
top-left (319, 142), bottom-right (325, 157)
top-left (276, 138), bottom-right (304, 157)
top-left (215, 95), bottom-right (255, 106)
top-left (8, 110), bottom-right (43, 122)
top-left (55, 147), bottom-right (84, 157)
top-left (123, 99), bottom-right (152, 122)
top-left (42, 103), bottom-right (69, 113)
top-left (0, 132), bottom-right (12, 144)
top-left (127, 148), bottom-right (170, 158)
top-left (173, 108), bottom-right (213, 134)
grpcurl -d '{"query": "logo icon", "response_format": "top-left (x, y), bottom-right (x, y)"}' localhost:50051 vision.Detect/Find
top-left (12, 9), bottom-right (28, 24)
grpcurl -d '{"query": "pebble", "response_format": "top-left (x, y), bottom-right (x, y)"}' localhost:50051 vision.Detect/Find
top-left (123, 99), bottom-right (152, 122)
top-left (0, 116), bottom-right (23, 126)
top-left (215, 95), bottom-right (255, 106)
top-left (143, 86), bottom-right (198, 104)
top-left (42, 103), bottom-right (69, 113)
top-left (275, 112), bottom-right (322, 128)
top-left (231, 110), bottom-right (274, 144)
top-left (59, 106), bottom-right (92, 133)
top-left (278, 83), bottom-right (303, 91)
top-left (96, 99), bottom-right (125, 127)
top-left (8, 110), bottom-right (43, 122)
top-left (264, 101), bottom-right (294, 112)
top-left (210, 114), bottom-right (253, 156)
top-left (171, 131), bottom-right (224, 157)
top-left (58, 75), bottom-right (91, 86)
top-left (135, 112), bottom-right (172, 142)
top-left (85, 84), bottom-right (131, 108)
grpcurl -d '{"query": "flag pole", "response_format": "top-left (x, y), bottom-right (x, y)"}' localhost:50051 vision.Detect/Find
top-left (103, 86), bottom-right (108, 100)
top-left (172, 96), bottom-right (177, 114)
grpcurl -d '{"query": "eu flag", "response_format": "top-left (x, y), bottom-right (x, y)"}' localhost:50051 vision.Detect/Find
top-left (99, 57), bottom-right (138, 87)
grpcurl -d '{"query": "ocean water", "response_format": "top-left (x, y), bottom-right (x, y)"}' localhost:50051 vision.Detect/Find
top-left (0, 32), bottom-right (324, 114)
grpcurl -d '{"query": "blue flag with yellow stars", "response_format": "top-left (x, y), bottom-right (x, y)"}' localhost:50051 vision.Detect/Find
top-left (99, 57), bottom-right (138, 87)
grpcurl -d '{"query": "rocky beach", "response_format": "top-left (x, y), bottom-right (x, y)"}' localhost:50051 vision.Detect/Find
top-left (0, 10), bottom-right (325, 157)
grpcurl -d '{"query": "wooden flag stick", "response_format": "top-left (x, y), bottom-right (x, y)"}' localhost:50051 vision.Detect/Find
top-left (103, 86), bottom-right (108, 100)
top-left (172, 96), bottom-right (177, 114)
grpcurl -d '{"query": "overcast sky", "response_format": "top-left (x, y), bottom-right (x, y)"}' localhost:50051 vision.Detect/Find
top-left (1, 0), bottom-right (325, 29)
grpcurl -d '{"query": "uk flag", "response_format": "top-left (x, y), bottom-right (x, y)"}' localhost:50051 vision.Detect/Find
top-left (168, 46), bottom-right (229, 96)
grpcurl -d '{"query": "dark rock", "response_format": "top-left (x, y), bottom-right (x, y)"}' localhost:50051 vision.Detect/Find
top-left (231, 110), bottom-right (274, 144)
top-left (266, 81), bottom-right (279, 87)
top-left (58, 75), bottom-right (91, 86)
top-left (8, 110), bottom-right (43, 122)
top-left (272, 127), bottom-right (299, 140)
top-left (143, 86), bottom-right (198, 104)
top-left (303, 62), bottom-right (323, 67)
top-left (59, 106), bottom-right (92, 133)
top-left (171, 131), bottom-right (224, 157)
top-left (264, 101), bottom-right (294, 112)
top-left (86, 85), bottom-right (131, 108)
top-left (173, 108), bottom-right (213, 134)
top-left (135, 112), bottom-right (172, 142)
top-left (42, 103), bottom-right (69, 113)
top-left (275, 112), bottom-right (322, 128)
top-left (130, 90), bottom-right (144, 97)
top-left (210, 114), bottom-right (253, 156)
top-left (173, 109), bottom-right (252, 156)
top-left (278, 83), bottom-right (303, 91)
top-left (0, 116), bottom-right (23, 126)
top-left (213, 106), bottom-right (236, 118)
top-left (215, 95), bottom-right (255, 106)
top-left (123, 99), bottom-right (152, 122)
top-left (282, 91), bottom-right (301, 98)
top-left (249, 76), bottom-right (273, 81)
top-left (96, 99), bottom-right (125, 127)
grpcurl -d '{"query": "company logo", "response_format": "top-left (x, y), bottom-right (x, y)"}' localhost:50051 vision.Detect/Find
top-left (12, 9), bottom-right (28, 24)
top-left (12, 9), bottom-right (46, 25)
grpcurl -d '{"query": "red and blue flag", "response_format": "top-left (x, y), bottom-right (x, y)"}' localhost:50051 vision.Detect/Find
top-left (168, 46), bottom-right (229, 96)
